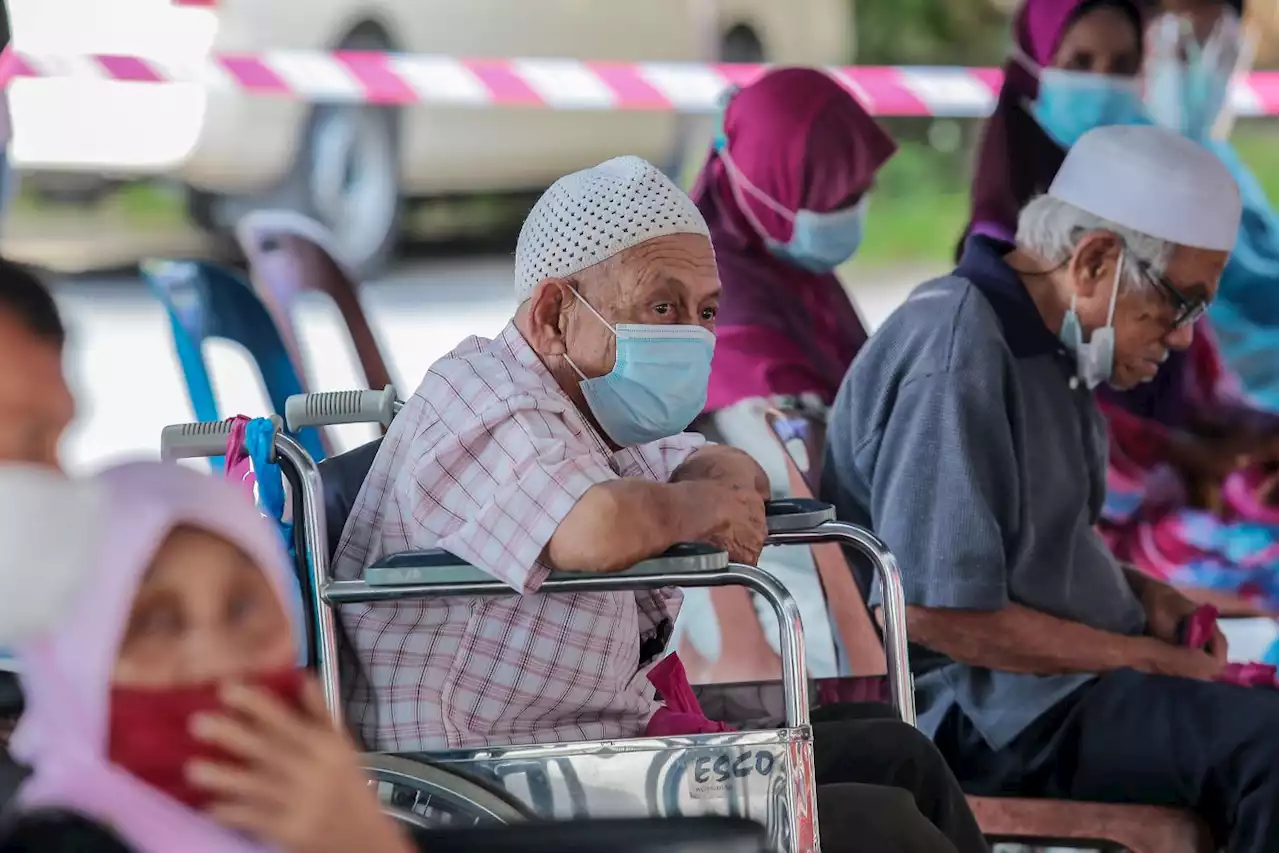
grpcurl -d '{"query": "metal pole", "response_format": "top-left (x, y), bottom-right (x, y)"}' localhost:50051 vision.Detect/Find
top-left (765, 521), bottom-right (915, 727)
top-left (273, 433), bottom-right (343, 721)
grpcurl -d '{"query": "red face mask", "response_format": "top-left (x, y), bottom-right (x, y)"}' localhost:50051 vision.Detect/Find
top-left (107, 668), bottom-right (306, 811)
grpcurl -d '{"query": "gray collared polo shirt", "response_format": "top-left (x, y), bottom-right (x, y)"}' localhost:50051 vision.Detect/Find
top-left (821, 235), bottom-right (1147, 751)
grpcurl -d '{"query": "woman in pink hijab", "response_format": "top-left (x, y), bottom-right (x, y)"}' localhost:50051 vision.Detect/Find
top-left (1, 461), bottom-right (414, 853)
top-left (675, 68), bottom-right (897, 683)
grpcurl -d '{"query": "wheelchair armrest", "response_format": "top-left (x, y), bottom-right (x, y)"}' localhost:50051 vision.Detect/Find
top-left (363, 543), bottom-right (729, 587)
top-left (765, 497), bottom-right (835, 533)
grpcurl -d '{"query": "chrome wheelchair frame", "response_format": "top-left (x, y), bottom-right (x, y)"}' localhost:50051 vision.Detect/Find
top-left (160, 388), bottom-right (915, 853)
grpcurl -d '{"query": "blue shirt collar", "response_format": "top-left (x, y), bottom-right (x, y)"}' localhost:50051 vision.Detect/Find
top-left (956, 235), bottom-right (1065, 360)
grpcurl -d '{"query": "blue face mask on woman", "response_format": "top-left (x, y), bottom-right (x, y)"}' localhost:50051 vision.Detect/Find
top-left (716, 139), bottom-right (869, 273)
top-left (564, 289), bottom-right (715, 447)
top-left (770, 199), bottom-right (870, 273)
top-left (1031, 68), bottom-right (1149, 149)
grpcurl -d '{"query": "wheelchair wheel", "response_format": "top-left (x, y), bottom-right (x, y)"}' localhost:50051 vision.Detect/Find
top-left (363, 754), bottom-right (532, 829)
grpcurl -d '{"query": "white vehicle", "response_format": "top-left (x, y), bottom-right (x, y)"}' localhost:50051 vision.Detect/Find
top-left (9, 0), bottom-right (852, 273)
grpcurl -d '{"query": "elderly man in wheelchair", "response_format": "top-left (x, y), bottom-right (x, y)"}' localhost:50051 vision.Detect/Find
top-left (311, 157), bottom-right (987, 853)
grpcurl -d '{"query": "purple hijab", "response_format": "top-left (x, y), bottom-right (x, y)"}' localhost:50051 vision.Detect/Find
top-left (693, 67), bottom-right (897, 411)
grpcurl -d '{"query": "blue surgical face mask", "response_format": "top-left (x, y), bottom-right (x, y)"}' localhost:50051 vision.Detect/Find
top-left (769, 200), bottom-right (870, 273)
top-left (1031, 68), bottom-right (1149, 148)
top-left (716, 140), bottom-right (869, 273)
top-left (1058, 248), bottom-right (1124, 389)
top-left (564, 289), bottom-right (715, 447)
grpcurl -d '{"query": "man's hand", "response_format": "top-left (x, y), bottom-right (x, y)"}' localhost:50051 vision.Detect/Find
top-left (701, 480), bottom-right (768, 565)
top-left (672, 445), bottom-right (770, 501)
top-left (1139, 636), bottom-right (1228, 682)
top-left (671, 445), bottom-right (769, 564)
top-left (1127, 568), bottom-right (1228, 663)
top-left (1136, 575), bottom-right (1200, 644)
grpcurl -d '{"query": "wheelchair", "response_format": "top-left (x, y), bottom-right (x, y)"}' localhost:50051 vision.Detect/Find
top-left (159, 387), bottom-right (916, 853)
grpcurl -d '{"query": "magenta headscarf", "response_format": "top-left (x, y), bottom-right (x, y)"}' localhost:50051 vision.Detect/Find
top-left (692, 67), bottom-right (897, 411)
top-left (964, 0), bottom-right (1145, 249)
top-left (10, 461), bottom-right (300, 853)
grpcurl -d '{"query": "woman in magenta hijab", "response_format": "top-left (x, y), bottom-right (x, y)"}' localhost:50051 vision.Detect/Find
top-left (695, 67), bottom-right (897, 423)
top-left (673, 68), bottom-right (897, 684)
top-left (964, 0), bottom-right (1145, 245)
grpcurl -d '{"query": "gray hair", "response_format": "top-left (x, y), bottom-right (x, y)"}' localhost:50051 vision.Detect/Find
top-left (1015, 194), bottom-right (1174, 293)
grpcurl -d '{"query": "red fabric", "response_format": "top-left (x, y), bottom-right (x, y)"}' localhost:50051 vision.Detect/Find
top-left (1183, 606), bottom-right (1278, 688)
top-left (644, 654), bottom-right (737, 737)
top-left (222, 414), bottom-right (257, 503)
top-left (108, 668), bottom-right (306, 810)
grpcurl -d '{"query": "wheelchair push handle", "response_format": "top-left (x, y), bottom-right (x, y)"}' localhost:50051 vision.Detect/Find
top-left (160, 415), bottom-right (282, 461)
top-left (284, 386), bottom-right (400, 431)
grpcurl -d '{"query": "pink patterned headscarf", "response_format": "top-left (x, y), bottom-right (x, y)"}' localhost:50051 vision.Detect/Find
top-left (10, 461), bottom-right (300, 853)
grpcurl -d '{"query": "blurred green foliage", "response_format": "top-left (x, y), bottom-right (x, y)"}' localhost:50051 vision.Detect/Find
top-left (854, 0), bottom-right (1011, 65)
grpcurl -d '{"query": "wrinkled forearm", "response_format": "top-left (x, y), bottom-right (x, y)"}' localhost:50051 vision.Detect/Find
top-left (671, 444), bottom-right (769, 499)
top-left (547, 478), bottom-right (732, 573)
top-left (905, 602), bottom-right (1166, 676)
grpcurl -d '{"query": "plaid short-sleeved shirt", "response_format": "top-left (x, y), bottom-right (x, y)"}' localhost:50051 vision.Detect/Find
top-left (333, 322), bottom-right (705, 750)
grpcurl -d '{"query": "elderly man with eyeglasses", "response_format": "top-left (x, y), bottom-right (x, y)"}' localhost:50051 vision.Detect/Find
top-left (822, 124), bottom-right (1277, 852)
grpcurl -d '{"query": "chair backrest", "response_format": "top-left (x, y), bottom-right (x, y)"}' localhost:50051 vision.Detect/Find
top-left (236, 210), bottom-right (397, 417)
top-left (765, 407), bottom-right (887, 676)
top-left (676, 418), bottom-right (785, 686)
top-left (316, 437), bottom-right (383, 560)
top-left (141, 259), bottom-right (327, 465)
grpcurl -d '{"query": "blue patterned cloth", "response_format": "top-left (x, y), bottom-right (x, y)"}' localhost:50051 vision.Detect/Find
top-left (1206, 140), bottom-right (1279, 412)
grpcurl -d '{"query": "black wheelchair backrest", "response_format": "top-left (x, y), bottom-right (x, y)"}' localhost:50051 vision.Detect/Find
top-left (315, 437), bottom-right (382, 559)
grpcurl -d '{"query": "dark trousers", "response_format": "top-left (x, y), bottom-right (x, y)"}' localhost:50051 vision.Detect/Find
top-left (810, 703), bottom-right (989, 853)
top-left (933, 669), bottom-right (1278, 853)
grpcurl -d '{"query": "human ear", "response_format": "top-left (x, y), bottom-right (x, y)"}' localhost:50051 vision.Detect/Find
top-left (1069, 230), bottom-right (1122, 300)
top-left (524, 279), bottom-right (575, 356)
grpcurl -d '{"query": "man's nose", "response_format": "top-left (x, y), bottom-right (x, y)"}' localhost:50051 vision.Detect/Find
top-left (1164, 321), bottom-right (1196, 351)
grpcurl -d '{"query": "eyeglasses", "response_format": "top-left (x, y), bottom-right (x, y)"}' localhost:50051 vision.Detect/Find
top-left (1138, 262), bottom-right (1207, 330)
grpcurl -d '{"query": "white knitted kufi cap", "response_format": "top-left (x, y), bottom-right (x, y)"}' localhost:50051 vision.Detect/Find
top-left (514, 155), bottom-right (711, 300)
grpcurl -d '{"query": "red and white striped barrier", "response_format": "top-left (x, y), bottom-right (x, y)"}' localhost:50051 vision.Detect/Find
top-left (1, 49), bottom-right (1276, 118)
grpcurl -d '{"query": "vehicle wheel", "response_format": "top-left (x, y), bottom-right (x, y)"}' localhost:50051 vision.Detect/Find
top-left (719, 25), bottom-right (765, 64)
top-left (363, 754), bottom-right (533, 830)
top-left (278, 27), bottom-right (402, 278)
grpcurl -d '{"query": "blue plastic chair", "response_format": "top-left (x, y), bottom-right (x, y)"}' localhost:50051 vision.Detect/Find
top-left (142, 259), bottom-right (327, 467)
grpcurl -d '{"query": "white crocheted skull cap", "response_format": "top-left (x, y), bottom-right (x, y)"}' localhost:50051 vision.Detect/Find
top-left (514, 155), bottom-right (711, 300)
